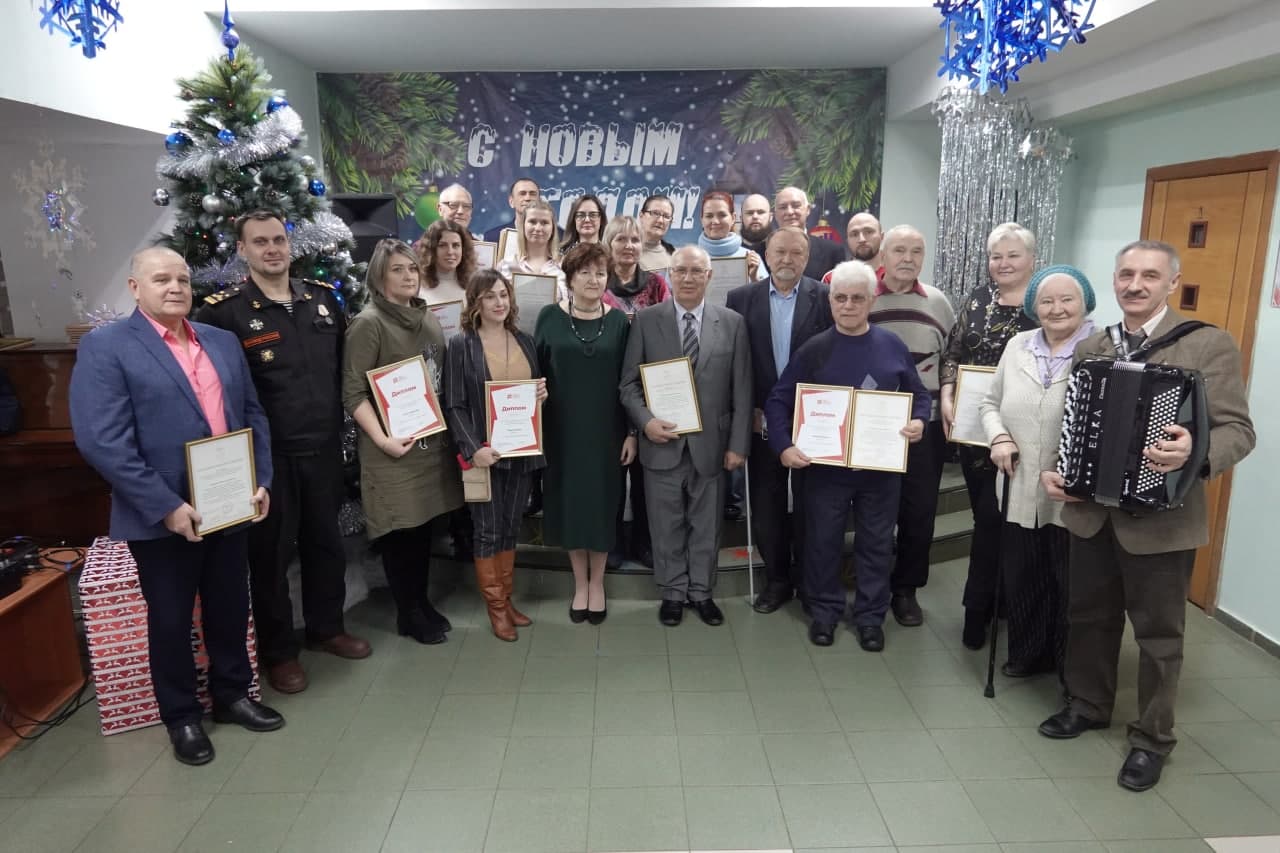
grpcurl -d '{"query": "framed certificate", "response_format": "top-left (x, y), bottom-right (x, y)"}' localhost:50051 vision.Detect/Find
top-left (707, 256), bottom-right (749, 307)
top-left (639, 356), bottom-right (702, 435)
top-left (365, 355), bottom-right (448, 441)
top-left (848, 390), bottom-right (912, 473)
top-left (512, 273), bottom-right (558, 335)
top-left (791, 383), bottom-right (854, 466)
top-left (185, 428), bottom-right (258, 535)
top-left (497, 228), bottom-right (519, 263)
top-left (949, 364), bottom-right (997, 447)
top-left (473, 241), bottom-right (498, 270)
top-left (429, 300), bottom-right (463, 339)
top-left (485, 379), bottom-right (543, 457)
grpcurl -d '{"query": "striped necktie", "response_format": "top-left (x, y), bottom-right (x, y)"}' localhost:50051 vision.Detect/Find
top-left (682, 312), bottom-right (699, 366)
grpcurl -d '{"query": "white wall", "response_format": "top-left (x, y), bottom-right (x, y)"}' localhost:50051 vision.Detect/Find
top-left (1056, 77), bottom-right (1280, 643)
top-left (880, 118), bottom-right (942, 283)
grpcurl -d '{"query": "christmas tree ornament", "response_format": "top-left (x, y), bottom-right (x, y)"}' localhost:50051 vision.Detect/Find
top-left (299, 155), bottom-right (316, 170)
top-left (220, 0), bottom-right (240, 61)
top-left (152, 188), bottom-right (171, 206)
top-left (413, 186), bottom-right (441, 228)
top-left (266, 95), bottom-right (290, 114)
top-left (165, 131), bottom-right (192, 154)
top-left (217, 128), bottom-right (237, 145)
top-left (202, 193), bottom-right (224, 213)
top-left (308, 178), bottom-right (326, 196)
top-left (37, 0), bottom-right (124, 58)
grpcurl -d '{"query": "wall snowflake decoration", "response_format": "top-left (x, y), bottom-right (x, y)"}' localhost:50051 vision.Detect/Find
top-left (13, 141), bottom-right (96, 267)
top-left (38, 0), bottom-right (124, 58)
top-left (936, 0), bottom-right (1096, 94)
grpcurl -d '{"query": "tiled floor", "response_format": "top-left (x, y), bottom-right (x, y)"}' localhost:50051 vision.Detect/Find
top-left (3, 557), bottom-right (1280, 853)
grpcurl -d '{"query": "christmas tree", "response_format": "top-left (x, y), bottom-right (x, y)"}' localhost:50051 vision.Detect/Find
top-left (153, 46), bottom-right (365, 312)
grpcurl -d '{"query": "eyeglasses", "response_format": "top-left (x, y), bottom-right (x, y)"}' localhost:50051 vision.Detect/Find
top-left (574, 211), bottom-right (601, 220)
top-left (642, 209), bottom-right (673, 221)
top-left (671, 267), bottom-right (710, 278)
top-left (441, 201), bottom-right (473, 212)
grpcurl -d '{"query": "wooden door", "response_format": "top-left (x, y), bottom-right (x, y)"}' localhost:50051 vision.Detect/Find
top-left (1141, 150), bottom-right (1279, 611)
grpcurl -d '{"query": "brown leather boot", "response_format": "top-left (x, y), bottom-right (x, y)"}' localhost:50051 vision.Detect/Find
top-left (475, 555), bottom-right (516, 641)
top-left (499, 550), bottom-right (532, 627)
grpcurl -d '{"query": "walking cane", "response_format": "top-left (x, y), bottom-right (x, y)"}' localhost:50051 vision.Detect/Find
top-left (984, 452), bottom-right (1018, 699)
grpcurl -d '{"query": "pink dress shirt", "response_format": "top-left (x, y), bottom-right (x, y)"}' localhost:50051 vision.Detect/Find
top-left (142, 312), bottom-right (228, 435)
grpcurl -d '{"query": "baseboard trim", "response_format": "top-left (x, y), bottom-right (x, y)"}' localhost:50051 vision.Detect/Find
top-left (1214, 609), bottom-right (1280, 659)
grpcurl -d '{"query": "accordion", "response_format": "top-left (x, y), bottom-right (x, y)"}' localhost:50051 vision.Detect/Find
top-left (1057, 358), bottom-right (1209, 512)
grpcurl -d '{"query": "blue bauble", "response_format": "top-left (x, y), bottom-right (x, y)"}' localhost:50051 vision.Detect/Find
top-left (308, 179), bottom-right (327, 197)
top-left (217, 128), bottom-right (237, 146)
top-left (266, 95), bottom-right (290, 114)
top-left (333, 292), bottom-right (345, 309)
top-left (222, 28), bottom-right (240, 53)
top-left (285, 221), bottom-right (295, 233)
top-left (165, 131), bottom-right (192, 154)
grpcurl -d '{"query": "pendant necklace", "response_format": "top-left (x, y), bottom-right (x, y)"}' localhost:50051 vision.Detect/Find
top-left (567, 300), bottom-right (605, 357)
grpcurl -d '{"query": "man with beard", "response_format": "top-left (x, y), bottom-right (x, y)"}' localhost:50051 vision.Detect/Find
top-left (726, 227), bottom-right (832, 614)
top-left (739, 193), bottom-right (774, 268)
top-left (846, 212), bottom-right (884, 269)
top-left (774, 186), bottom-right (845, 281)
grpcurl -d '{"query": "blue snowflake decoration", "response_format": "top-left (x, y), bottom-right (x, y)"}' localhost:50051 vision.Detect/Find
top-left (936, 0), bottom-right (1096, 94)
top-left (38, 0), bottom-right (123, 59)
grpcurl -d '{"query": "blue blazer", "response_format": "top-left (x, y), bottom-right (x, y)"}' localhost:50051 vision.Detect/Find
top-left (70, 309), bottom-right (273, 541)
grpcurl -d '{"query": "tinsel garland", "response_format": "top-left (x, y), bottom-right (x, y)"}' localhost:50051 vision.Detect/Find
top-left (157, 107), bottom-right (304, 180)
top-left (931, 86), bottom-right (1071, 304)
top-left (290, 211), bottom-right (352, 257)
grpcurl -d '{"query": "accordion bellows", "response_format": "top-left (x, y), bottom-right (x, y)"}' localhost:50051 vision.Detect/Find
top-left (1057, 358), bottom-right (1209, 512)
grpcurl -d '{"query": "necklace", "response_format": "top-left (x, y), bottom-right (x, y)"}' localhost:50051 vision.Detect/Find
top-left (567, 300), bottom-right (605, 357)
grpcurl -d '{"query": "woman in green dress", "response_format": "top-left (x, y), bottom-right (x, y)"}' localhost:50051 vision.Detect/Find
top-left (535, 243), bottom-right (634, 624)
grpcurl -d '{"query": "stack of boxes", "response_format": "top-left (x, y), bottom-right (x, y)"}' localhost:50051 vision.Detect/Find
top-left (78, 537), bottom-right (261, 735)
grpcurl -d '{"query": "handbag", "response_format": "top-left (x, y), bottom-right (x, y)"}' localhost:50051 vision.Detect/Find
top-left (458, 454), bottom-right (491, 502)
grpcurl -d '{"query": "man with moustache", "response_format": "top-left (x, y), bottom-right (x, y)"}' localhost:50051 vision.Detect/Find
top-left (726, 227), bottom-right (832, 614)
top-left (71, 247), bottom-right (282, 765)
top-left (620, 246), bottom-right (752, 626)
top-left (1038, 240), bottom-right (1254, 792)
top-left (765, 261), bottom-right (929, 651)
top-left (484, 176), bottom-right (541, 247)
top-left (739, 193), bottom-right (775, 265)
top-left (869, 226), bottom-right (955, 627)
top-left (845, 212), bottom-right (884, 269)
top-left (198, 211), bottom-right (370, 696)
top-left (436, 183), bottom-right (480, 239)
top-left (774, 186), bottom-right (846, 281)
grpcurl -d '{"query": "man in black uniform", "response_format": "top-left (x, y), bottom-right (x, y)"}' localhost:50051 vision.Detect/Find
top-left (197, 210), bottom-right (370, 695)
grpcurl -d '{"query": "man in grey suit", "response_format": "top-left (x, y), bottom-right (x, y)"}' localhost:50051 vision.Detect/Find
top-left (620, 245), bottom-right (752, 626)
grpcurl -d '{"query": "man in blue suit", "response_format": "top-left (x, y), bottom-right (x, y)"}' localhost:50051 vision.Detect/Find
top-left (70, 247), bottom-right (284, 766)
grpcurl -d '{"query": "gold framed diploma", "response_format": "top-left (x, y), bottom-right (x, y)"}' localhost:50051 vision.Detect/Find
top-left (512, 273), bottom-right (558, 335)
top-left (949, 364), bottom-right (997, 447)
top-left (485, 379), bottom-right (544, 457)
top-left (639, 356), bottom-right (702, 435)
top-left (428, 300), bottom-right (463, 340)
top-left (791, 383), bottom-right (854, 466)
top-left (365, 355), bottom-right (448, 441)
top-left (848, 389), bottom-right (912, 473)
top-left (497, 228), bottom-right (519, 262)
top-left (707, 256), bottom-right (749, 307)
top-left (473, 240), bottom-right (498, 270)
top-left (185, 428), bottom-right (258, 536)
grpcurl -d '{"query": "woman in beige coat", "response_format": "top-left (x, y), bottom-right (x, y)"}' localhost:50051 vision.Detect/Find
top-left (979, 264), bottom-right (1095, 681)
top-left (343, 239), bottom-right (463, 644)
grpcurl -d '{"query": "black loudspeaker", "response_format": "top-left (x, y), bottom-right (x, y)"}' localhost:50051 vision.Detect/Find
top-left (328, 193), bottom-right (398, 265)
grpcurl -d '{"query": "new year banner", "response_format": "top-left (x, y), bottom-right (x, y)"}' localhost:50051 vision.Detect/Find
top-left (318, 68), bottom-right (885, 244)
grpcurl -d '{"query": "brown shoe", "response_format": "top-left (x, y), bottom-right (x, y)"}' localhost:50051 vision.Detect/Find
top-left (498, 550), bottom-right (532, 627)
top-left (310, 633), bottom-right (372, 660)
top-left (475, 555), bottom-right (516, 641)
top-left (266, 659), bottom-right (308, 694)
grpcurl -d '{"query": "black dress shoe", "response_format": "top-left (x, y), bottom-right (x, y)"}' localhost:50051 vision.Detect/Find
top-left (1037, 707), bottom-right (1109, 739)
top-left (212, 697), bottom-right (285, 732)
top-left (752, 588), bottom-right (793, 614)
top-left (808, 621), bottom-right (835, 647)
top-left (855, 625), bottom-right (885, 652)
top-left (723, 504), bottom-right (743, 522)
top-left (569, 603), bottom-right (588, 623)
top-left (890, 592), bottom-right (923, 627)
top-left (962, 608), bottom-right (988, 650)
top-left (633, 545), bottom-right (654, 568)
top-left (659, 600), bottom-right (684, 626)
top-left (169, 723), bottom-right (214, 766)
top-left (1002, 660), bottom-right (1053, 679)
top-left (1117, 747), bottom-right (1164, 792)
top-left (689, 598), bottom-right (724, 626)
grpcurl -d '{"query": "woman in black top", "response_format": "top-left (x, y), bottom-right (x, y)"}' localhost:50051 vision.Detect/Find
top-left (939, 222), bottom-right (1040, 651)
top-left (559, 194), bottom-right (608, 256)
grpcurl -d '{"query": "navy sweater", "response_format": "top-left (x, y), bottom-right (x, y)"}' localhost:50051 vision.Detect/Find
top-left (765, 325), bottom-right (931, 457)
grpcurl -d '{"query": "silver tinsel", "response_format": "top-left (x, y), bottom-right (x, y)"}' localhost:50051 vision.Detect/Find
top-left (931, 86), bottom-right (1073, 305)
top-left (156, 106), bottom-right (305, 180)
top-left (190, 255), bottom-right (248, 288)
top-left (290, 211), bottom-right (353, 257)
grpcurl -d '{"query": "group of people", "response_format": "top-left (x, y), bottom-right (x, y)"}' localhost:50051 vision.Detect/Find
top-left (70, 183), bottom-right (1254, 795)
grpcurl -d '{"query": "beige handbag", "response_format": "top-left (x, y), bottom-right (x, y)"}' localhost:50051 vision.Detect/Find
top-left (462, 465), bottom-right (491, 502)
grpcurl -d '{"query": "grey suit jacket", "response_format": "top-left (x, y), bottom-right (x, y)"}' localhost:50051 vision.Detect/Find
top-left (1061, 308), bottom-right (1254, 554)
top-left (619, 301), bottom-right (752, 478)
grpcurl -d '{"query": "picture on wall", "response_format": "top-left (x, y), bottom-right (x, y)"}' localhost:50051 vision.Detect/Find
top-left (317, 68), bottom-right (885, 244)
